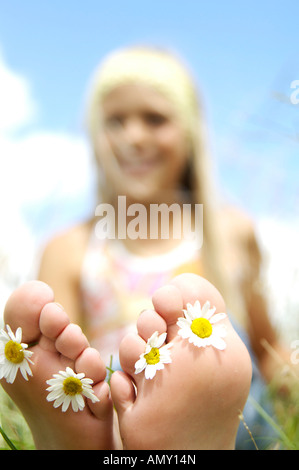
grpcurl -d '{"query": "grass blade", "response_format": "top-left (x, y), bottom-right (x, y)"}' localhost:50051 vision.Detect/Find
top-left (0, 423), bottom-right (18, 450)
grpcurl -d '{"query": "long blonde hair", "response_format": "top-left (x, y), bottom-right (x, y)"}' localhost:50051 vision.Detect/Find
top-left (85, 45), bottom-right (247, 325)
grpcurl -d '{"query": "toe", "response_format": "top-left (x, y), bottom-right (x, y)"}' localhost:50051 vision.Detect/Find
top-left (137, 309), bottom-right (167, 342)
top-left (75, 347), bottom-right (107, 383)
top-left (152, 284), bottom-right (183, 340)
top-left (170, 273), bottom-right (226, 313)
top-left (89, 380), bottom-right (114, 420)
top-left (119, 333), bottom-right (145, 377)
top-left (3, 281), bottom-right (54, 343)
top-left (110, 371), bottom-right (136, 416)
top-left (76, 348), bottom-right (113, 421)
top-left (40, 302), bottom-right (70, 340)
top-left (55, 323), bottom-right (89, 360)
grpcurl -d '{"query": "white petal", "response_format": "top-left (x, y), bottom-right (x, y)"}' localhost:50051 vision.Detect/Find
top-left (49, 389), bottom-right (64, 399)
top-left (201, 301), bottom-right (212, 317)
top-left (177, 318), bottom-right (191, 330)
top-left (148, 331), bottom-right (159, 346)
top-left (210, 312), bottom-right (226, 324)
top-left (193, 300), bottom-right (201, 310)
top-left (155, 332), bottom-right (167, 348)
top-left (71, 398), bottom-right (79, 412)
top-left (72, 395), bottom-right (84, 412)
top-left (135, 357), bottom-right (147, 374)
top-left (189, 334), bottom-right (205, 348)
top-left (81, 377), bottom-right (93, 385)
top-left (76, 372), bottom-right (86, 380)
top-left (47, 375), bottom-right (61, 384)
top-left (83, 388), bottom-right (100, 403)
top-left (212, 324), bottom-right (227, 337)
top-left (178, 326), bottom-right (192, 339)
top-left (62, 395), bottom-right (72, 412)
top-left (20, 364), bottom-right (30, 380)
top-left (159, 350), bottom-right (172, 364)
top-left (15, 327), bottom-right (23, 343)
top-left (205, 306), bottom-right (216, 320)
top-left (7, 365), bottom-right (18, 384)
top-left (145, 364), bottom-right (157, 379)
top-left (210, 335), bottom-right (227, 350)
top-left (6, 325), bottom-right (15, 341)
top-left (185, 302), bottom-right (197, 319)
top-left (155, 362), bottom-right (165, 371)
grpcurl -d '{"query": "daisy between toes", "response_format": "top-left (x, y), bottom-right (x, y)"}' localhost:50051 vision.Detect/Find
top-left (46, 367), bottom-right (99, 412)
top-left (0, 325), bottom-right (99, 414)
top-left (1, 299), bottom-right (226, 393)
top-left (0, 324), bottom-right (34, 383)
top-left (177, 300), bottom-right (227, 350)
top-left (134, 300), bottom-right (227, 380)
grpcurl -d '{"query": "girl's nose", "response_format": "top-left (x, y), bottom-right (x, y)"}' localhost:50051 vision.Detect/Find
top-left (124, 118), bottom-right (148, 147)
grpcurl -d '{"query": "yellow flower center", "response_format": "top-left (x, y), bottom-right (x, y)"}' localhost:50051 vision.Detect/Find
top-left (4, 340), bottom-right (25, 364)
top-left (191, 318), bottom-right (213, 338)
top-left (63, 377), bottom-right (83, 396)
top-left (144, 347), bottom-right (160, 365)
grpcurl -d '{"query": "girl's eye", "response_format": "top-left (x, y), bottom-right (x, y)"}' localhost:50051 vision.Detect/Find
top-left (144, 113), bottom-right (167, 126)
top-left (105, 115), bottom-right (124, 129)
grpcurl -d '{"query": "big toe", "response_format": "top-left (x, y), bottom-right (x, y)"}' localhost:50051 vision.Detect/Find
top-left (170, 273), bottom-right (226, 313)
top-left (152, 274), bottom-right (227, 341)
top-left (4, 281), bottom-right (54, 344)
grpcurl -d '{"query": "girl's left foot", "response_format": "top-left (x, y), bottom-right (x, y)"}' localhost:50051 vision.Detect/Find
top-left (111, 273), bottom-right (252, 450)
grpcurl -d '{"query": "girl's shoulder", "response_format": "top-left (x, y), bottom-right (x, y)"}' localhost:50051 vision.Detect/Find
top-left (40, 220), bottom-right (93, 274)
top-left (218, 205), bottom-right (256, 241)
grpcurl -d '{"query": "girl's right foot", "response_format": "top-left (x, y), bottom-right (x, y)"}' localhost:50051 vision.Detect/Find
top-left (1, 281), bottom-right (120, 450)
top-left (111, 273), bottom-right (252, 450)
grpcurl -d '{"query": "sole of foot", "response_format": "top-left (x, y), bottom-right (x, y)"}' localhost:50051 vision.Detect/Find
top-left (110, 273), bottom-right (252, 450)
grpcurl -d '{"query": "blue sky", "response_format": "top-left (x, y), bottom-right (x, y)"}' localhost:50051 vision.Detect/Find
top-left (0, 0), bottom-right (298, 244)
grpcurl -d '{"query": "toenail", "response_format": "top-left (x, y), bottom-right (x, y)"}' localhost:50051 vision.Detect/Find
top-left (54, 302), bottom-right (65, 310)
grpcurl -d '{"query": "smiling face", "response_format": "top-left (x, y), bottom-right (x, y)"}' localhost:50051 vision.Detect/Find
top-left (96, 82), bottom-right (191, 204)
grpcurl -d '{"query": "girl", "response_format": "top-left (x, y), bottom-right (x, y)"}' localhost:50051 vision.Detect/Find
top-left (38, 46), bottom-right (283, 448)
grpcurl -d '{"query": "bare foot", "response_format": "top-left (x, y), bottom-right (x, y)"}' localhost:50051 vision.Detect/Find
top-left (110, 274), bottom-right (252, 450)
top-left (0, 281), bottom-right (120, 450)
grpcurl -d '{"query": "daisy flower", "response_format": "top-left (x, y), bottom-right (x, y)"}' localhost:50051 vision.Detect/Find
top-left (46, 366), bottom-right (100, 412)
top-left (135, 331), bottom-right (172, 380)
top-left (177, 300), bottom-right (227, 350)
top-left (0, 325), bottom-right (34, 383)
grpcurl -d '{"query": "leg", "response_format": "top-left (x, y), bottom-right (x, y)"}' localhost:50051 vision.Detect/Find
top-left (111, 273), bottom-right (252, 450)
top-left (1, 281), bottom-right (119, 450)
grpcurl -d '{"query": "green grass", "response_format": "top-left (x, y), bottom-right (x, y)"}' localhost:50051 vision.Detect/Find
top-left (267, 377), bottom-right (299, 449)
top-left (0, 387), bottom-right (35, 450)
top-left (1, 371), bottom-right (299, 450)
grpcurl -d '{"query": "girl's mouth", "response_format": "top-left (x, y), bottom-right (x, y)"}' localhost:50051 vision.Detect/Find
top-left (118, 157), bottom-right (160, 176)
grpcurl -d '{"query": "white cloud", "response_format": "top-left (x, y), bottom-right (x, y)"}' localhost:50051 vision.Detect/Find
top-left (0, 131), bottom-right (94, 208)
top-left (0, 49), bottom-right (36, 133)
top-left (257, 217), bottom-right (299, 343)
top-left (0, 48), bottom-right (96, 315)
top-left (0, 48), bottom-right (95, 221)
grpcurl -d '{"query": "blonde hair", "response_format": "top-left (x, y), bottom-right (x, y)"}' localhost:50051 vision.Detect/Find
top-left (85, 45), bottom-right (247, 326)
